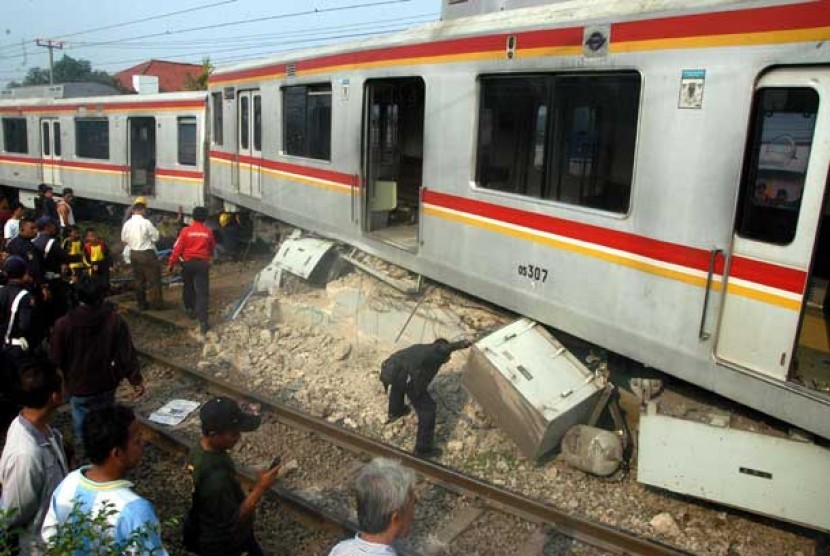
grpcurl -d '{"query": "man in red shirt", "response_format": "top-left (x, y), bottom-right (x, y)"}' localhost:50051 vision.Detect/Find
top-left (169, 207), bottom-right (216, 336)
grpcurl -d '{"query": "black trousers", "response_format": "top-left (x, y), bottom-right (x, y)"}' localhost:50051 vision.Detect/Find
top-left (183, 259), bottom-right (210, 330)
top-left (388, 374), bottom-right (437, 452)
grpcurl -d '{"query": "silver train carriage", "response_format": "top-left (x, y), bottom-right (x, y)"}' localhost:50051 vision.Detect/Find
top-left (0, 91), bottom-right (208, 214)
top-left (206, 0), bottom-right (830, 440)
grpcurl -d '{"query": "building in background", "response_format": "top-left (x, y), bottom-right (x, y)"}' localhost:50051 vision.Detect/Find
top-left (115, 60), bottom-right (203, 93)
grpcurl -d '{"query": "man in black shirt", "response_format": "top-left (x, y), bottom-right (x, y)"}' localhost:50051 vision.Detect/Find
top-left (6, 215), bottom-right (45, 286)
top-left (186, 397), bottom-right (280, 556)
top-left (381, 338), bottom-right (471, 458)
top-left (32, 216), bottom-right (69, 326)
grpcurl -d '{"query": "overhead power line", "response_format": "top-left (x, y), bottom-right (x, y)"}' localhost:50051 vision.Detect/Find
top-left (0, 0), bottom-right (239, 52)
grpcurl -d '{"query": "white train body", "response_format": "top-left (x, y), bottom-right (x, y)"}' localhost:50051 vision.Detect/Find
top-left (0, 92), bottom-right (207, 213)
top-left (204, 0), bottom-right (830, 440)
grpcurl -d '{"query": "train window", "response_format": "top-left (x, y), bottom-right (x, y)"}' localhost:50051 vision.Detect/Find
top-left (2, 118), bottom-right (28, 154)
top-left (736, 88), bottom-right (819, 245)
top-left (42, 122), bottom-right (50, 156)
top-left (282, 83), bottom-right (332, 160)
top-left (212, 93), bottom-right (223, 146)
top-left (240, 96), bottom-right (250, 150)
top-left (75, 118), bottom-right (109, 159)
top-left (254, 95), bottom-right (262, 152)
top-left (476, 73), bottom-right (640, 213)
top-left (54, 122), bottom-right (61, 157)
top-left (178, 117), bottom-right (197, 166)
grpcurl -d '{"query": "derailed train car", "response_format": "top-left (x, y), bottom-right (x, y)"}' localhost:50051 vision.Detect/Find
top-left (0, 91), bottom-right (207, 213)
top-left (206, 0), bottom-right (830, 447)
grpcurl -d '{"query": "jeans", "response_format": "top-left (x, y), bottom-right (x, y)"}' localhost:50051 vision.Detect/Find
top-left (70, 389), bottom-right (116, 445)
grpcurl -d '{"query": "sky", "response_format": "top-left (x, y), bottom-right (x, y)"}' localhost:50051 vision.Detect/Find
top-left (0, 0), bottom-right (441, 87)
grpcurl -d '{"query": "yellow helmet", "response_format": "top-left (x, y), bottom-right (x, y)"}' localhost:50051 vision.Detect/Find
top-left (134, 196), bottom-right (147, 205)
top-left (219, 212), bottom-right (232, 227)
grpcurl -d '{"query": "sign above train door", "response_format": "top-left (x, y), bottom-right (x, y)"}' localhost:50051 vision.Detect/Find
top-left (716, 68), bottom-right (830, 381)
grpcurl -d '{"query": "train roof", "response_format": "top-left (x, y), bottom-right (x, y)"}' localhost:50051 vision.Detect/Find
top-left (211, 0), bottom-right (816, 80)
top-left (0, 90), bottom-right (207, 109)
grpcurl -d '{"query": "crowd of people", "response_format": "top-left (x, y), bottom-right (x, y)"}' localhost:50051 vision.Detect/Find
top-left (0, 186), bottom-right (462, 555)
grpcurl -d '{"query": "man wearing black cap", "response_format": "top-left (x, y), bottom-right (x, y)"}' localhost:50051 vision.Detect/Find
top-left (0, 256), bottom-right (39, 367)
top-left (185, 397), bottom-right (279, 556)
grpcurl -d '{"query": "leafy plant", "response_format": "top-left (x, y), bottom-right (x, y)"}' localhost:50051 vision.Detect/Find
top-left (44, 500), bottom-right (165, 556)
top-left (0, 507), bottom-right (21, 556)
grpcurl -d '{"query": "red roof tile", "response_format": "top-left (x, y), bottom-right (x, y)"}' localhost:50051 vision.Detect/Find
top-left (115, 60), bottom-right (203, 92)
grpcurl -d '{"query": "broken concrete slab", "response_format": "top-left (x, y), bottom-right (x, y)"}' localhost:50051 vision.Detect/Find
top-left (462, 319), bottom-right (606, 460)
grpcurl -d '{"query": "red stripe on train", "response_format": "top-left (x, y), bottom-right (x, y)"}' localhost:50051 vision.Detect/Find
top-left (0, 100), bottom-right (204, 114)
top-left (423, 189), bottom-right (806, 295)
top-left (210, 150), bottom-right (358, 187)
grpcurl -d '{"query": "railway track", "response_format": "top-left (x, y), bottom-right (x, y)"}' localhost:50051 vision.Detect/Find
top-left (124, 306), bottom-right (688, 556)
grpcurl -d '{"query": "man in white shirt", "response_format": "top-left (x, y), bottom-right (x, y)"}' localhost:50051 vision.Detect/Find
top-left (329, 458), bottom-right (416, 556)
top-left (120, 202), bottom-right (163, 310)
top-left (3, 201), bottom-right (24, 245)
top-left (0, 359), bottom-right (68, 555)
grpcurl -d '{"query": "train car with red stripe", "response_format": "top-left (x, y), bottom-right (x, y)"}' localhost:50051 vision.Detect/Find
top-left (0, 91), bottom-right (207, 213)
top-left (206, 0), bottom-right (830, 453)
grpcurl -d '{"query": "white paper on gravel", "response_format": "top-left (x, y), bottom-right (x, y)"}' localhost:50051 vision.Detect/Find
top-left (148, 399), bottom-right (201, 426)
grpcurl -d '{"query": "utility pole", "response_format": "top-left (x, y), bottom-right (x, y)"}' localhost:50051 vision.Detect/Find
top-left (35, 39), bottom-right (64, 85)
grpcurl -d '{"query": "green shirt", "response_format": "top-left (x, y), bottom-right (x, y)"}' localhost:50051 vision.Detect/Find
top-left (188, 444), bottom-right (253, 555)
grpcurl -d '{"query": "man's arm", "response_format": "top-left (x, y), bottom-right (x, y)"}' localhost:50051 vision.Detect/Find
top-left (147, 221), bottom-right (160, 244)
top-left (168, 229), bottom-right (186, 270)
top-left (116, 498), bottom-right (168, 556)
top-left (1, 451), bottom-right (44, 528)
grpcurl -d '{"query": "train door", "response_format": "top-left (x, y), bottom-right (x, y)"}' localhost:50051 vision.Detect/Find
top-left (39, 118), bottom-right (62, 186)
top-left (362, 78), bottom-right (424, 252)
top-left (237, 90), bottom-right (262, 199)
top-left (128, 117), bottom-right (156, 196)
top-left (716, 68), bottom-right (830, 383)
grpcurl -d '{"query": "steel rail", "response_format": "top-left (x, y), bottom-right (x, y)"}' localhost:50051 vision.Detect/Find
top-left (136, 416), bottom-right (353, 536)
top-left (135, 345), bottom-right (689, 556)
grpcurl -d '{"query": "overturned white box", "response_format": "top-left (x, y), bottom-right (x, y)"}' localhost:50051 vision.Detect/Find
top-left (462, 319), bottom-right (605, 460)
top-left (638, 408), bottom-right (830, 532)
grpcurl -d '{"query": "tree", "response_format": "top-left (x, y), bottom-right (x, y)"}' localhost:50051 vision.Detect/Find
top-left (183, 57), bottom-right (213, 91)
top-left (14, 55), bottom-right (117, 88)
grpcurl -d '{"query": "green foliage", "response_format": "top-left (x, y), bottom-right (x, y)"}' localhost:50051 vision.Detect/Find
top-left (44, 500), bottom-right (165, 556)
top-left (16, 55), bottom-right (117, 88)
top-left (0, 507), bottom-right (21, 556)
top-left (183, 57), bottom-right (213, 91)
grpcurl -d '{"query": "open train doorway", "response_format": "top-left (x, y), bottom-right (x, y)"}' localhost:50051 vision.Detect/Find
top-left (128, 117), bottom-right (156, 197)
top-left (363, 78), bottom-right (424, 252)
top-left (716, 68), bottom-right (830, 394)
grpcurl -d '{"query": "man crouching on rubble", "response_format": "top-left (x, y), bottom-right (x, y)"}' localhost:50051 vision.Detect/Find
top-left (381, 338), bottom-right (471, 458)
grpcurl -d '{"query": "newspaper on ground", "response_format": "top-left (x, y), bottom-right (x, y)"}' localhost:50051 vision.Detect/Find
top-left (148, 399), bottom-right (201, 427)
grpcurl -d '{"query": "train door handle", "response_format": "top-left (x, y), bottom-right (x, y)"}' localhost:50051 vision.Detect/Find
top-left (698, 248), bottom-right (723, 341)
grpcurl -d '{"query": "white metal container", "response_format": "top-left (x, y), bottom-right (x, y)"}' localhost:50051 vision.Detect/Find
top-left (462, 319), bottom-right (605, 460)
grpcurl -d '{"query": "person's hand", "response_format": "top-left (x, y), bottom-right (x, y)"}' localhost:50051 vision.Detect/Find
top-left (256, 464), bottom-right (281, 491)
top-left (133, 383), bottom-right (146, 400)
top-left (41, 285), bottom-right (52, 301)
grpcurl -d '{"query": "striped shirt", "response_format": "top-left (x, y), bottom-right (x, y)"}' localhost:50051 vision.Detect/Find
top-left (41, 467), bottom-right (168, 555)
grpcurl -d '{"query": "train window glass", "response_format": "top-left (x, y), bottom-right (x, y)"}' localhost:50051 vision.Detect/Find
top-left (178, 116), bottom-right (197, 166)
top-left (282, 83), bottom-right (332, 160)
top-left (254, 95), bottom-right (262, 152)
top-left (2, 118), bottom-right (28, 154)
top-left (75, 118), bottom-right (109, 159)
top-left (212, 93), bottom-right (223, 146)
top-left (240, 96), bottom-right (250, 150)
top-left (476, 73), bottom-right (640, 213)
top-left (42, 122), bottom-right (50, 156)
top-left (54, 123), bottom-right (61, 157)
top-left (736, 88), bottom-right (819, 245)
